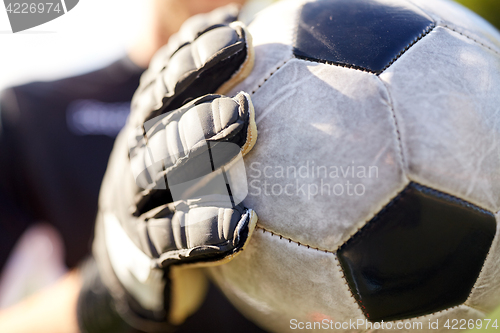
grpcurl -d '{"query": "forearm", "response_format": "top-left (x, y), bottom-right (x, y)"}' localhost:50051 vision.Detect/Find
top-left (0, 270), bottom-right (81, 333)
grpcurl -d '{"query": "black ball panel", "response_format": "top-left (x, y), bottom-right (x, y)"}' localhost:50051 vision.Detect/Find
top-left (293, 0), bottom-right (435, 73)
top-left (337, 182), bottom-right (496, 322)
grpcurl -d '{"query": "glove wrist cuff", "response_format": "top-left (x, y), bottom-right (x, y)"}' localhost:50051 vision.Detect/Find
top-left (77, 257), bottom-right (135, 333)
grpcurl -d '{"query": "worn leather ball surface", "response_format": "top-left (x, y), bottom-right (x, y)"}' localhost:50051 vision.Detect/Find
top-left (207, 0), bottom-right (500, 331)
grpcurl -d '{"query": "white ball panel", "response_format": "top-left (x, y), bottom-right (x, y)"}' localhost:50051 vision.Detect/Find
top-left (408, 0), bottom-right (500, 53)
top-left (371, 305), bottom-right (485, 333)
top-left (228, 0), bottom-right (307, 96)
top-left (467, 213), bottom-right (500, 313)
top-left (208, 229), bottom-right (365, 333)
top-left (380, 27), bottom-right (500, 211)
top-left (241, 58), bottom-right (406, 251)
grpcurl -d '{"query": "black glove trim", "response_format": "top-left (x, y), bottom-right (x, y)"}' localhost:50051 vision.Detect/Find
top-left (77, 257), bottom-right (135, 333)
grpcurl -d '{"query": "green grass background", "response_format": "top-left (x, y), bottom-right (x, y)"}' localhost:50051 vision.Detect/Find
top-left (454, 0), bottom-right (500, 330)
top-left (456, 0), bottom-right (500, 30)
top-left (466, 306), bottom-right (500, 332)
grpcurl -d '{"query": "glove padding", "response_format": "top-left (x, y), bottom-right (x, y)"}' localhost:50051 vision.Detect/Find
top-left (131, 4), bottom-right (254, 125)
top-left (90, 5), bottom-right (257, 333)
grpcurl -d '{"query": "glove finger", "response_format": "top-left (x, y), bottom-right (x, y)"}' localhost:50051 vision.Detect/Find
top-left (96, 201), bottom-right (257, 326)
top-left (143, 3), bottom-right (240, 81)
top-left (140, 200), bottom-right (258, 268)
top-left (95, 210), bottom-right (208, 330)
top-left (129, 92), bottom-right (257, 206)
top-left (131, 20), bottom-right (254, 126)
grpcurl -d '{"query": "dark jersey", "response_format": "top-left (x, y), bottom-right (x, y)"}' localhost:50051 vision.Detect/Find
top-left (0, 57), bottom-right (266, 333)
top-left (0, 57), bottom-right (141, 271)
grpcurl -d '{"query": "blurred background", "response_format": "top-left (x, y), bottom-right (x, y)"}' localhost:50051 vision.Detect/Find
top-left (0, 0), bottom-right (145, 90)
top-left (0, 0), bottom-right (275, 90)
top-left (456, 0), bottom-right (500, 30)
top-left (0, 0), bottom-right (498, 331)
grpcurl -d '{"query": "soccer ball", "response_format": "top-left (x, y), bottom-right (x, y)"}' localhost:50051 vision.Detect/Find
top-left (208, 0), bottom-right (500, 331)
